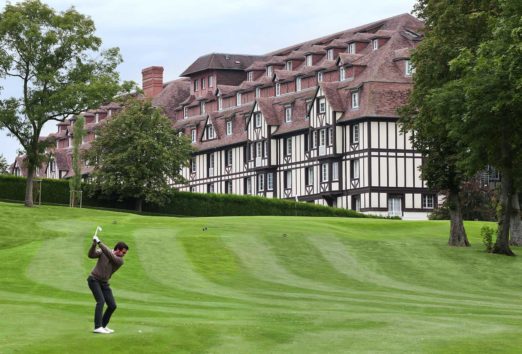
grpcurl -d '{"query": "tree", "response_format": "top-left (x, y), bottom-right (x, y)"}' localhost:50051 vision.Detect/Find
top-left (70, 115), bottom-right (85, 207)
top-left (0, 0), bottom-right (122, 207)
top-left (451, 0), bottom-right (522, 255)
top-left (86, 99), bottom-right (193, 212)
top-left (400, 0), bottom-right (499, 246)
top-left (0, 154), bottom-right (8, 174)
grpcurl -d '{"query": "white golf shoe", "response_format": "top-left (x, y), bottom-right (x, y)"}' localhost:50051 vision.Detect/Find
top-left (104, 327), bottom-right (114, 333)
top-left (93, 327), bottom-right (110, 334)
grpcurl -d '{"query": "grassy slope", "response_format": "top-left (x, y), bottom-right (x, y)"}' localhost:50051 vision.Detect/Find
top-left (1, 201), bottom-right (521, 353)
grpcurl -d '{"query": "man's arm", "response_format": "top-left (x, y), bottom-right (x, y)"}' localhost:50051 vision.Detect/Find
top-left (98, 242), bottom-right (124, 266)
top-left (88, 240), bottom-right (101, 258)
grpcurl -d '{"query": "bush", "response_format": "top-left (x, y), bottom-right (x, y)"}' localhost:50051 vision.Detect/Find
top-left (481, 225), bottom-right (495, 253)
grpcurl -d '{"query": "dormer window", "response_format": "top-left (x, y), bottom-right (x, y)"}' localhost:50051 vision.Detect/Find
top-left (352, 91), bottom-right (360, 109)
top-left (218, 96), bottom-right (223, 111)
top-left (296, 77), bottom-right (302, 92)
top-left (285, 106), bottom-right (292, 123)
top-left (236, 92), bottom-right (242, 106)
top-left (317, 71), bottom-right (324, 82)
top-left (254, 112), bottom-right (262, 128)
top-left (275, 83), bottom-right (281, 97)
top-left (207, 124), bottom-right (215, 139)
top-left (194, 80), bottom-right (199, 91)
top-left (318, 97), bottom-right (326, 114)
top-left (191, 128), bottom-right (196, 143)
top-left (183, 106), bottom-right (188, 119)
top-left (327, 49), bottom-right (334, 60)
top-left (405, 60), bottom-right (415, 76)
top-left (340, 66), bottom-right (346, 81)
top-left (306, 55), bottom-right (313, 66)
top-left (201, 78), bottom-right (206, 90)
top-left (255, 86), bottom-right (261, 98)
top-left (226, 120), bottom-right (233, 135)
top-left (247, 71), bottom-right (253, 81)
top-left (348, 43), bottom-right (356, 54)
top-left (286, 60), bottom-right (292, 71)
top-left (267, 65), bottom-right (273, 77)
top-left (372, 39), bottom-right (379, 50)
top-left (200, 101), bottom-right (206, 114)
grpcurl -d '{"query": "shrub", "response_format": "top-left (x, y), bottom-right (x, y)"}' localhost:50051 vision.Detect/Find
top-left (481, 225), bottom-right (495, 253)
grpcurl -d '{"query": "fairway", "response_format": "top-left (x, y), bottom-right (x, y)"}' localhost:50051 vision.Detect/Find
top-left (1, 202), bottom-right (522, 353)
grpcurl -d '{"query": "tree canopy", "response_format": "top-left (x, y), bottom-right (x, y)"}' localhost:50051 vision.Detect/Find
top-left (0, 0), bottom-right (122, 206)
top-left (86, 99), bottom-right (194, 212)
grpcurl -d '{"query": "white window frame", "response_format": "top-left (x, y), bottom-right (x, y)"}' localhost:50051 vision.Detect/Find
top-left (285, 106), bottom-right (292, 123)
top-left (247, 71), bottom-right (253, 81)
top-left (296, 77), bottom-right (301, 92)
top-left (226, 149), bottom-right (233, 167)
top-left (201, 77), bottom-right (206, 89)
top-left (191, 158), bottom-right (196, 173)
top-left (275, 82), bottom-right (281, 97)
top-left (285, 170), bottom-right (292, 189)
top-left (236, 92), bottom-right (242, 106)
top-left (348, 42), bottom-right (356, 54)
top-left (263, 140), bottom-right (268, 158)
top-left (267, 172), bottom-right (273, 191)
top-left (328, 127), bottom-right (334, 146)
top-left (340, 66), bottom-right (346, 81)
top-left (317, 71), bottom-right (324, 82)
top-left (306, 55), bottom-right (313, 66)
top-left (191, 128), bottom-right (196, 143)
top-left (306, 167), bottom-right (314, 186)
top-left (312, 130), bottom-right (318, 148)
top-left (327, 48), bottom-right (334, 61)
top-left (321, 163), bottom-right (329, 182)
top-left (422, 195), bottom-right (435, 209)
top-left (352, 159), bottom-right (360, 179)
top-left (207, 124), bottom-right (215, 139)
top-left (319, 129), bottom-right (326, 147)
top-left (352, 124), bottom-right (359, 144)
top-left (194, 80), bottom-right (199, 91)
top-left (200, 101), bottom-right (206, 114)
top-left (226, 120), bottom-right (232, 135)
top-left (319, 98), bottom-right (326, 113)
top-left (352, 91), bottom-right (359, 109)
top-left (372, 39), bottom-right (379, 50)
top-left (183, 106), bottom-right (188, 119)
top-left (246, 177), bottom-right (252, 195)
top-left (255, 86), bottom-right (261, 98)
top-left (208, 76), bottom-right (213, 87)
top-left (258, 174), bottom-right (265, 192)
top-left (255, 112), bottom-right (262, 128)
top-left (256, 141), bottom-right (263, 158)
top-left (286, 60), bottom-right (292, 71)
top-left (405, 60), bottom-right (415, 76)
top-left (267, 65), bottom-right (273, 77)
top-left (332, 162), bottom-right (339, 181)
top-left (285, 137), bottom-right (292, 156)
top-left (218, 96), bottom-right (223, 111)
top-left (225, 180), bottom-right (232, 194)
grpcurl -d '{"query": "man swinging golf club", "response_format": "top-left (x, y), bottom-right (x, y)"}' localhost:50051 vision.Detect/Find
top-left (87, 226), bottom-right (129, 334)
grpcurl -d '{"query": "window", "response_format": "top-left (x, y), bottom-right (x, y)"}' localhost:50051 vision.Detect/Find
top-left (194, 80), bottom-right (199, 91)
top-left (348, 42), bottom-right (356, 54)
top-left (267, 65), bottom-right (273, 77)
top-left (225, 149), bottom-right (233, 167)
top-left (263, 140), bottom-right (268, 158)
top-left (332, 162), bottom-right (339, 181)
top-left (225, 180), bottom-right (232, 194)
top-left (352, 195), bottom-right (361, 211)
top-left (405, 60), bottom-right (415, 76)
top-left (305, 167), bottom-right (314, 185)
top-left (296, 77), bottom-right (302, 91)
top-left (247, 71), bottom-right (253, 81)
top-left (306, 55), bottom-right (313, 66)
top-left (200, 101), bottom-right (206, 114)
top-left (423, 195), bottom-right (435, 209)
top-left (226, 120), bottom-right (232, 135)
top-left (254, 112), bottom-right (262, 128)
top-left (372, 39), bottom-right (379, 50)
top-left (207, 124), bottom-right (215, 139)
top-left (305, 100), bottom-right (312, 120)
top-left (95, 113), bottom-right (99, 123)
top-left (267, 172), bottom-right (273, 190)
top-left (190, 186), bottom-right (196, 193)
top-left (350, 124), bottom-right (359, 144)
top-left (351, 159), bottom-right (360, 179)
top-left (275, 83), bottom-right (281, 96)
top-left (256, 141), bottom-right (263, 158)
top-left (218, 97), bottom-right (223, 111)
top-left (285, 106), bottom-right (292, 123)
top-left (321, 163), bottom-right (329, 182)
top-left (319, 129), bottom-right (326, 147)
top-left (208, 76), bottom-right (214, 87)
top-left (328, 127), bottom-right (334, 146)
top-left (191, 158), bottom-right (196, 173)
top-left (258, 174), bottom-right (265, 191)
top-left (201, 77), bottom-right (206, 89)
top-left (286, 60), bottom-right (292, 71)
top-left (284, 170), bottom-right (292, 189)
top-left (191, 128), bottom-right (197, 143)
top-left (255, 87), bottom-right (261, 98)
top-left (312, 130), bottom-right (318, 148)
top-left (285, 137), bottom-right (292, 156)
top-left (318, 97), bottom-right (326, 113)
top-left (317, 71), bottom-right (324, 82)
top-left (351, 91), bottom-right (359, 109)
top-left (245, 177), bottom-right (252, 195)
top-left (208, 153), bottom-right (215, 170)
top-left (183, 106), bottom-right (188, 119)
top-left (236, 92), bottom-right (242, 106)
top-left (340, 66), bottom-right (346, 81)
top-left (207, 183), bottom-right (214, 193)
top-left (327, 48), bottom-right (334, 60)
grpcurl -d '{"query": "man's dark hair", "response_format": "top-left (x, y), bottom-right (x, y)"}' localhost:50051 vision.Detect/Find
top-left (114, 241), bottom-right (129, 251)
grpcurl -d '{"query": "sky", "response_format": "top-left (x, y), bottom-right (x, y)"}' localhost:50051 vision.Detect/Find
top-left (0, 0), bottom-right (417, 165)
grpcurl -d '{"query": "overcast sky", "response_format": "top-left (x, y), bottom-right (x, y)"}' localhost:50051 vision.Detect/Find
top-left (0, 0), bottom-right (417, 165)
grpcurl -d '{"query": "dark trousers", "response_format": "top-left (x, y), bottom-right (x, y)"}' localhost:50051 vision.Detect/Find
top-left (87, 276), bottom-right (117, 329)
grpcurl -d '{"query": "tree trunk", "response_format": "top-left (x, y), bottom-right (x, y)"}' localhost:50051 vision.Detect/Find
top-left (135, 198), bottom-right (143, 212)
top-left (493, 172), bottom-right (515, 255)
top-left (509, 191), bottom-right (522, 246)
top-left (447, 190), bottom-right (470, 247)
top-left (24, 166), bottom-right (34, 207)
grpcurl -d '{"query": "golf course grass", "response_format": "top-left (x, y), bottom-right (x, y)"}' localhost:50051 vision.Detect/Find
top-left (1, 201), bottom-right (522, 353)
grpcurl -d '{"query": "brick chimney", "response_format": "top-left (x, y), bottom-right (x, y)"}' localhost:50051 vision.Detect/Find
top-left (142, 66), bottom-right (164, 98)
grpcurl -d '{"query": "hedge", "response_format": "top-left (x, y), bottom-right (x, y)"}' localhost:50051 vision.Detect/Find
top-left (0, 175), bottom-right (367, 218)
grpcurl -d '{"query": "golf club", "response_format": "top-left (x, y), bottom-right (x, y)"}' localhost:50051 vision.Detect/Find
top-left (94, 226), bottom-right (102, 237)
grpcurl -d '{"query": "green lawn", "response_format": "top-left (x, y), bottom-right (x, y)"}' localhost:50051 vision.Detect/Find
top-left (1, 201), bottom-right (521, 353)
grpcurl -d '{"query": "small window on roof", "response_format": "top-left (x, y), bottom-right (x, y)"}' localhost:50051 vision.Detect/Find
top-left (327, 49), bottom-right (334, 61)
top-left (296, 77), bottom-right (301, 92)
top-left (306, 55), bottom-right (313, 66)
top-left (372, 39), bottom-right (379, 50)
top-left (286, 61), bottom-right (292, 71)
top-left (267, 65), bottom-right (273, 77)
top-left (275, 83), bottom-right (281, 97)
top-left (348, 43), bottom-right (356, 54)
top-left (247, 71), bottom-right (253, 81)
top-left (236, 92), bottom-right (242, 106)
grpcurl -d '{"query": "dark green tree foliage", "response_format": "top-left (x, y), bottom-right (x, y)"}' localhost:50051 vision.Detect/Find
top-left (451, 0), bottom-right (522, 255)
top-left (86, 99), bottom-right (193, 212)
top-left (400, 0), bottom-right (498, 247)
top-left (0, 154), bottom-right (8, 174)
top-left (69, 115), bottom-right (85, 206)
top-left (0, 0), bottom-right (122, 207)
